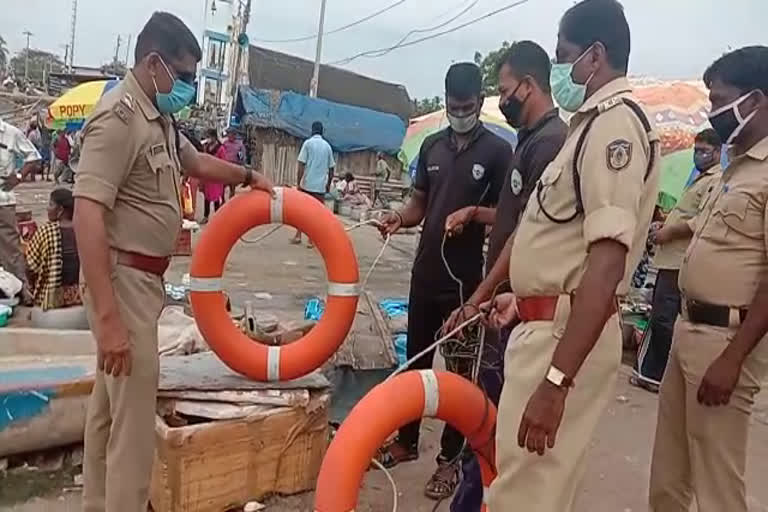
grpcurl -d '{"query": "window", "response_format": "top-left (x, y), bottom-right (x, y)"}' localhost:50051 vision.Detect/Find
top-left (204, 77), bottom-right (220, 104)
top-left (207, 39), bottom-right (227, 70)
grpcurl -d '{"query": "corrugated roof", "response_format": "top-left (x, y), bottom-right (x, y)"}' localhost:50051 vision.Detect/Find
top-left (248, 45), bottom-right (413, 122)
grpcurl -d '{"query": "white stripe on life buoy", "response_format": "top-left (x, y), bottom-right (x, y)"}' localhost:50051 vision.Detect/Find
top-left (267, 346), bottom-right (281, 381)
top-left (327, 282), bottom-right (360, 297)
top-left (189, 277), bottom-right (223, 292)
top-left (270, 186), bottom-right (284, 224)
top-left (419, 370), bottom-right (439, 417)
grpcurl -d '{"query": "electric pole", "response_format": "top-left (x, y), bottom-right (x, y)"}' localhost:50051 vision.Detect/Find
top-left (113, 35), bottom-right (122, 65)
top-left (22, 31), bottom-right (33, 82)
top-left (124, 35), bottom-right (132, 66)
top-left (69, 0), bottom-right (78, 71)
top-left (309, 0), bottom-right (327, 98)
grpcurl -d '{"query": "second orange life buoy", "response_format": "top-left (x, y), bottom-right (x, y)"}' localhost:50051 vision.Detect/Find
top-left (189, 188), bottom-right (359, 381)
top-left (314, 370), bottom-right (497, 511)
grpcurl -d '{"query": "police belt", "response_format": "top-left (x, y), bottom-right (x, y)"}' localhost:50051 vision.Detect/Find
top-left (683, 299), bottom-right (748, 328)
top-left (114, 249), bottom-right (170, 277)
top-left (516, 295), bottom-right (617, 322)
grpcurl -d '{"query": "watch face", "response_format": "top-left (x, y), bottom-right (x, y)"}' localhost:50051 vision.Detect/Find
top-left (547, 366), bottom-right (567, 387)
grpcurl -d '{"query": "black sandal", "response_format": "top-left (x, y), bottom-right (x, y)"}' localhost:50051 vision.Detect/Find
top-left (424, 462), bottom-right (459, 500)
top-left (373, 440), bottom-right (419, 469)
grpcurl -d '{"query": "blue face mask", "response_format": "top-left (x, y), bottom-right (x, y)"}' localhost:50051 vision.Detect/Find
top-left (550, 46), bottom-right (596, 113)
top-left (153, 56), bottom-right (196, 114)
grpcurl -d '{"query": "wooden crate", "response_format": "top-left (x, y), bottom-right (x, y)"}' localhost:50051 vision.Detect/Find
top-left (150, 393), bottom-right (330, 512)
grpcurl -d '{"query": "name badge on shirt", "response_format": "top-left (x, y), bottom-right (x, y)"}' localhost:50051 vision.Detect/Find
top-left (150, 144), bottom-right (167, 157)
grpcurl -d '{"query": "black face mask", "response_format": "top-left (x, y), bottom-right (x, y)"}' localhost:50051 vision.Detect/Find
top-left (500, 83), bottom-right (525, 128)
top-left (693, 150), bottom-right (716, 171)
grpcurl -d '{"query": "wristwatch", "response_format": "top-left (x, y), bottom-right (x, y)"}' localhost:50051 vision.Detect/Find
top-left (546, 365), bottom-right (574, 389)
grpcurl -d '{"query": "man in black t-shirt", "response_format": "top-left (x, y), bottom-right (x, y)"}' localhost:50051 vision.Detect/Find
top-left (378, 62), bottom-right (512, 500)
top-left (441, 41), bottom-right (568, 512)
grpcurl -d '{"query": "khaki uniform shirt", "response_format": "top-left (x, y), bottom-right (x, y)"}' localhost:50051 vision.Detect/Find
top-left (653, 167), bottom-right (721, 270)
top-left (679, 136), bottom-right (768, 309)
top-left (74, 72), bottom-right (196, 258)
top-left (509, 77), bottom-right (660, 297)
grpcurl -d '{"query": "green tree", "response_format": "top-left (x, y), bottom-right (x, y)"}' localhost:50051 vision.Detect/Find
top-left (474, 41), bottom-right (511, 96)
top-left (0, 35), bottom-right (8, 74)
top-left (10, 48), bottom-right (65, 84)
top-left (413, 96), bottom-right (444, 117)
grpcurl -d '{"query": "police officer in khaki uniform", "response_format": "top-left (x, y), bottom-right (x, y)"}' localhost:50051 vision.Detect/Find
top-left (631, 128), bottom-right (722, 392)
top-left (649, 45), bottom-right (768, 512)
top-left (483, 1), bottom-right (659, 510)
top-left (73, 13), bottom-right (273, 512)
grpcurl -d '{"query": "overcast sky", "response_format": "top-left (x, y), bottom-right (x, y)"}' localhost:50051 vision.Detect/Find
top-left (1, 0), bottom-right (764, 98)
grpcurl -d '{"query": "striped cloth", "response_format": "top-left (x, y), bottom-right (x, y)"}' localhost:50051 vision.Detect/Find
top-left (26, 221), bottom-right (81, 310)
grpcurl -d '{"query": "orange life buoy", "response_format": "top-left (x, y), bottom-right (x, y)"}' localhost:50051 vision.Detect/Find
top-left (314, 370), bottom-right (497, 511)
top-left (189, 187), bottom-right (359, 381)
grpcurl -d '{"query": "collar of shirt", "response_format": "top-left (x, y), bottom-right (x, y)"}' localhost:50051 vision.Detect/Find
top-left (445, 123), bottom-right (487, 153)
top-left (576, 76), bottom-right (633, 115)
top-left (517, 108), bottom-right (560, 146)
top-left (125, 71), bottom-right (162, 122)
top-left (725, 135), bottom-right (768, 174)
top-left (745, 135), bottom-right (768, 161)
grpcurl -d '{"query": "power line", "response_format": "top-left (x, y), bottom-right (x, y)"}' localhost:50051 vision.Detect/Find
top-left (254, 0), bottom-right (407, 43)
top-left (363, 0), bottom-right (480, 59)
top-left (329, 0), bottom-right (532, 66)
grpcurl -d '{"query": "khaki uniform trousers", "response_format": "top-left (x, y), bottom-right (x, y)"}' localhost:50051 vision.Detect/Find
top-left (0, 205), bottom-right (29, 291)
top-left (649, 317), bottom-right (768, 512)
top-left (488, 298), bottom-right (621, 512)
top-left (82, 262), bottom-right (165, 512)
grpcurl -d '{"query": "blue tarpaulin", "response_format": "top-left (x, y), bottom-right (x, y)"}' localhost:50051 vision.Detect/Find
top-left (235, 87), bottom-right (406, 155)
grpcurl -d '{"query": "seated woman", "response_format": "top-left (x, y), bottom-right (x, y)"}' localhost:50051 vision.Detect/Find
top-left (333, 172), bottom-right (371, 207)
top-left (26, 188), bottom-right (87, 329)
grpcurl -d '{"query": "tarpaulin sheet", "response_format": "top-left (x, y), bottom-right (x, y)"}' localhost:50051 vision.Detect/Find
top-left (236, 87), bottom-right (406, 154)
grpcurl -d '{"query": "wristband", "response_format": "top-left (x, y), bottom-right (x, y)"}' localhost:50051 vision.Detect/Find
top-left (243, 168), bottom-right (253, 186)
top-left (394, 211), bottom-right (404, 227)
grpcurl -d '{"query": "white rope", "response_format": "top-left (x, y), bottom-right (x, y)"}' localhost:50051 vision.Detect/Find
top-left (238, 217), bottom-right (379, 244)
top-left (387, 313), bottom-right (482, 381)
top-left (370, 458), bottom-right (399, 512)
top-left (239, 224), bottom-right (283, 244)
top-left (361, 234), bottom-right (391, 290)
top-left (345, 218), bottom-right (383, 232)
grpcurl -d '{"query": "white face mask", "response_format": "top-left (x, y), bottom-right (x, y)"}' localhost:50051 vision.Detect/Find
top-left (447, 112), bottom-right (479, 134)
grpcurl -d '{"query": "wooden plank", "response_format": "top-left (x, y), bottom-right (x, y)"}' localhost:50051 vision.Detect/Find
top-left (330, 296), bottom-right (396, 371)
top-left (159, 353), bottom-right (330, 392)
top-left (365, 291), bottom-right (397, 366)
top-left (0, 328), bottom-right (95, 357)
top-left (165, 400), bottom-right (282, 421)
top-left (157, 389), bottom-right (310, 408)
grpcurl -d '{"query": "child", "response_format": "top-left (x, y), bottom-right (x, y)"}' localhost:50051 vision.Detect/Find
top-left (200, 129), bottom-right (227, 223)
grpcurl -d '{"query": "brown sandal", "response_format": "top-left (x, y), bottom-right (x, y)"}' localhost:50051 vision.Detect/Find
top-left (373, 440), bottom-right (419, 469)
top-left (424, 462), bottom-right (459, 500)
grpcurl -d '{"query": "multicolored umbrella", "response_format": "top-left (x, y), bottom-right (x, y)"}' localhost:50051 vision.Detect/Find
top-left (631, 79), bottom-right (713, 210)
top-left (401, 81), bottom-right (715, 210)
top-left (46, 80), bottom-right (120, 131)
top-left (400, 97), bottom-right (517, 176)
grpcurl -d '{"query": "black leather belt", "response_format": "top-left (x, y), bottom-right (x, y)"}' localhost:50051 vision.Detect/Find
top-left (685, 300), bottom-right (748, 328)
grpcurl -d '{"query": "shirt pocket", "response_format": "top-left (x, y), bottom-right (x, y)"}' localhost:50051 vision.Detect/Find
top-left (141, 148), bottom-right (175, 198)
top-left (531, 164), bottom-right (566, 218)
top-left (712, 192), bottom-right (763, 240)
